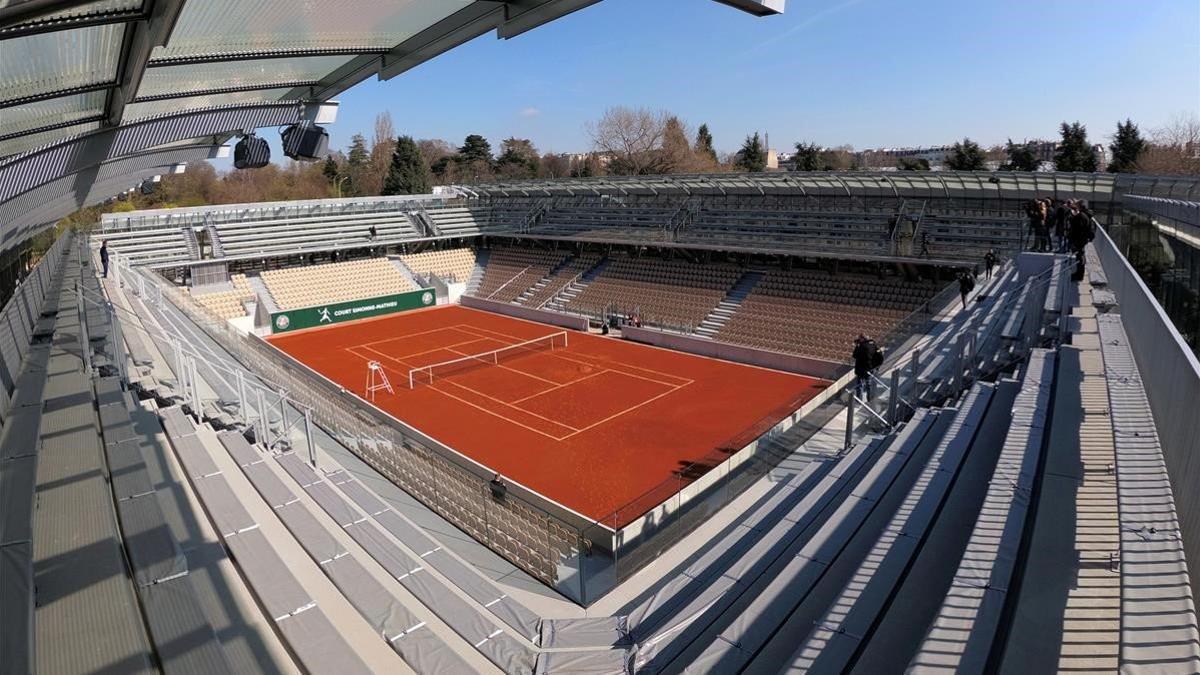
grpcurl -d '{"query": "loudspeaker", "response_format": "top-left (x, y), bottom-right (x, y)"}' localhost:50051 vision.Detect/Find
top-left (234, 134), bottom-right (270, 169)
top-left (281, 122), bottom-right (329, 162)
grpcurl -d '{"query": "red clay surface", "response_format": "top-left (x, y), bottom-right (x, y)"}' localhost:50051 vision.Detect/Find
top-left (267, 305), bottom-right (828, 526)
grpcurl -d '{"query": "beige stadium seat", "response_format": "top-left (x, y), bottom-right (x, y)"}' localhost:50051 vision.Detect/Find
top-left (261, 258), bottom-right (418, 310)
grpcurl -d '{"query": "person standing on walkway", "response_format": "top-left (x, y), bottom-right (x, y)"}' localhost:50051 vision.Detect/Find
top-left (852, 334), bottom-right (879, 402)
top-left (100, 240), bottom-right (109, 278)
top-left (984, 249), bottom-right (997, 279)
top-left (1067, 202), bottom-right (1096, 279)
top-left (957, 270), bottom-right (975, 309)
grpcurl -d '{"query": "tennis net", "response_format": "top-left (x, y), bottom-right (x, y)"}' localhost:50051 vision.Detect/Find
top-left (408, 331), bottom-right (569, 387)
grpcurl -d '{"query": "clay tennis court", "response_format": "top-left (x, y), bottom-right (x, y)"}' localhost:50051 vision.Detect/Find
top-left (267, 305), bottom-right (829, 526)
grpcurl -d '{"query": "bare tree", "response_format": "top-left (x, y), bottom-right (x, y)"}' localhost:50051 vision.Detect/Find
top-left (587, 106), bottom-right (669, 175)
top-left (1139, 112), bottom-right (1200, 175)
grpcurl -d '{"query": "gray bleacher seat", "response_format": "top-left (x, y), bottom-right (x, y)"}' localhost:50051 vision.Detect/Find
top-left (910, 349), bottom-right (1055, 672)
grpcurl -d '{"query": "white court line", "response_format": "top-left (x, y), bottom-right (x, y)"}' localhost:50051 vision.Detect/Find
top-left (454, 323), bottom-right (694, 388)
top-left (508, 368), bottom-right (611, 404)
top-left (343, 346), bottom-right (576, 440)
top-left (371, 346), bottom-right (579, 430)
top-left (557, 382), bottom-right (690, 440)
top-left (380, 336), bottom-right (494, 362)
top-left (359, 324), bottom-right (478, 348)
top-left (439, 343), bottom-right (565, 387)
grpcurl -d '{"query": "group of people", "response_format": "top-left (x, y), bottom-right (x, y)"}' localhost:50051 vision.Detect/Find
top-left (1026, 197), bottom-right (1097, 279)
top-left (1025, 197), bottom-right (1095, 256)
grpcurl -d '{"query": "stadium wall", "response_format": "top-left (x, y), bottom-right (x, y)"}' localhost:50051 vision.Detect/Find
top-left (459, 295), bottom-right (589, 331)
top-left (1093, 224), bottom-right (1200, 596)
top-left (620, 325), bottom-right (849, 381)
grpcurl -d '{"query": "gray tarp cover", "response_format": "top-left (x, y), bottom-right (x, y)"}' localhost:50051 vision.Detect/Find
top-left (276, 607), bottom-right (372, 675)
top-left (540, 616), bottom-right (630, 648)
top-left (322, 555), bottom-right (475, 674)
top-left (0, 542), bottom-right (34, 675)
top-left (193, 475), bottom-right (256, 536)
top-left (118, 494), bottom-right (188, 587)
top-left (533, 649), bottom-right (632, 675)
top-left (0, 455), bottom-right (36, 545)
top-left (275, 502), bottom-right (346, 564)
top-left (172, 433), bottom-right (220, 479)
top-left (223, 528), bottom-right (312, 619)
top-left (217, 430), bottom-right (263, 468)
top-left (242, 462), bottom-right (295, 509)
top-left (140, 576), bottom-right (234, 674)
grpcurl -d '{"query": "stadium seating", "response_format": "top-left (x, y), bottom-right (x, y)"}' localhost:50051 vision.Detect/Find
top-left (398, 247), bottom-right (477, 284)
top-left (189, 273), bottom-right (256, 319)
top-left (471, 247), bottom-right (570, 303)
top-left (261, 258), bottom-right (416, 310)
top-left (96, 226), bottom-right (192, 266)
top-left (214, 211), bottom-right (419, 258)
top-left (715, 269), bottom-right (937, 361)
top-left (681, 207), bottom-right (893, 254)
top-left (917, 214), bottom-right (1023, 260)
top-left (559, 256), bottom-right (740, 329)
top-left (424, 205), bottom-right (493, 236)
top-left (528, 204), bottom-right (676, 241)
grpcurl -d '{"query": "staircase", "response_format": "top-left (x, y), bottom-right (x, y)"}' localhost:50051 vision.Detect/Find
top-left (465, 249), bottom-right (489, 295)
top-left (515, 255), bottom-right (576, 305)
top-left (182, 227), bottom-right (201, 260)
top-left (694, 270), bottom-right (762, 338)
top-left (545, 258), bottom-right (607, 312)
top-left (387, 256), bottom-right (424, 289)
top-left (417, 205), bottom-right (441, 236)
top-left (205, 222), bottom-right (224, 257)
top-left (246, 275), bottom-right (279, 313)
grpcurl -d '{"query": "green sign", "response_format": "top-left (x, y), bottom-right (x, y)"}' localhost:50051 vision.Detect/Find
top-left (270, 288), bottom-right (435, 333)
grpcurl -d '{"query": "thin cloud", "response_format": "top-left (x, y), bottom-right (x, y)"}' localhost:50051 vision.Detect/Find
top-left (519, 107), bottom-right (542, 118)
top-left (743, 0), bottom-right (866, 56)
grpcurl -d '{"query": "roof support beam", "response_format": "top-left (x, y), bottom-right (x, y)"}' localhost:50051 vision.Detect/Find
top-left (497, 0), bottom-right (601, 39)
top-left (105, 0), bottom-right (186, 125)
top-left (0, 0), bottom-right (100, 29)
top-left (132, 81), bottom-right (321, 103)
top-left (377, 2), bottom-right (505, 81)
top-left (0, 80), bottom-right (115, 110)
top-left (0, 6), bottom-right (143, 39)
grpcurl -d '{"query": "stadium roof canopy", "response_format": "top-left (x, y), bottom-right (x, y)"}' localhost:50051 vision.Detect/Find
top-left (0, 0), bottom-right (785, 249)
top-left (461, 170), bottom-right (1200, 201)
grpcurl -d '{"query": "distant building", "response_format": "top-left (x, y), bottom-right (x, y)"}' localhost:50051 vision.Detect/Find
top-left (857, 146), bottom-right (953, 170)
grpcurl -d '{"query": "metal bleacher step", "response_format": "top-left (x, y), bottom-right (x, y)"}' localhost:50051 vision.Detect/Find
top-left (673, 409), bottom-right (953, 673)
top-left (771, 383), bottom-right (997, 674)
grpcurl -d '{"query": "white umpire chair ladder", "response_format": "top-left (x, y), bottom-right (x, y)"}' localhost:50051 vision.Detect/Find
top-left (365, 361), bottom-right (394, 401)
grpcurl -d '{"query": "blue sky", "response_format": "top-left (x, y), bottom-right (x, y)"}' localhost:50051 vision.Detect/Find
top-left (290, 0), bottom-right (1200, 158)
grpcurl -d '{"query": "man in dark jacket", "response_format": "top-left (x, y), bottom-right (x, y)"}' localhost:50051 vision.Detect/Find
top-left (852, 334), bottom-right (878, 402)
top-left (984, 249), bottom-right (997, 279)
top-left (1053, 200), bottom-right (1071, 252)
top-left (1067, 202), bottom-right (1095, 279)
top-left (99, 240), bottom-right (109, 278)
top-left (957, 271), bottom-right (975, 309)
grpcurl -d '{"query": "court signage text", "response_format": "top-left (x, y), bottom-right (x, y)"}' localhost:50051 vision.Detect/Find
top-left (270, 289), bottom-right (435, 333)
